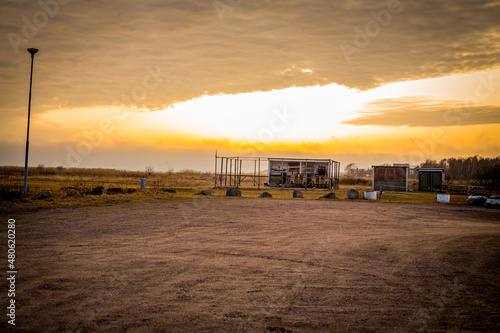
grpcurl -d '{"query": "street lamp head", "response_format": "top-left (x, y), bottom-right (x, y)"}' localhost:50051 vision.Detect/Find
top-left (27, 48), bottom-right (39, 55)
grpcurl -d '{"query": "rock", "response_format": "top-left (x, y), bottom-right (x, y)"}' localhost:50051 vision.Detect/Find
top-left (126, 188), bottom-right (137, 194)
top-left (226, 188), bottom-right (241, 197)
top-left (259, 191), bottom-right (273, 198)
top-left (293, 189), bottom-right (303, 198)
top-left (66, 190), bottom-right (81, 198)
top-left (485, 197), bottom-right (500, 209)
top-left (195, 190), bottom-right (211, 196)
top-left (106, 187), bottom-right (124, 195)
top-left (163, 189), bottom-right (176, 193)
top-left (0, 190), bottom-right (22, 200)
top-left (90, 186), bottom-right (104, 195)
top-left (467, 195), bottom-right (487, 206)
top-left (322, 192), bottom-right (336, 199)
top-left (34, 191), bottom-right (52, 200)
top-left (347, 189), bottom-right (359, 199)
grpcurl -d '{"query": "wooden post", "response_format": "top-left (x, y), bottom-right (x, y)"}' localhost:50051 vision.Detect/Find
top-left (220, 157), bottom-right (224, 187)
top-left (225, 158), bottom-right (228, 187)
top-left (258, 157), bottom-right (261, 189)
top-left (253, 159), bottom-right (256, 186)
top-left (305, 159), bottom-right (308, 188)
top-left (214, 151), bottom-right (217, 188)
top-left (229, 159), bottom-right (232, 187)
top-left (234, 158), bottom-right (238, 187)
top-left (235, 157), bottom-right (239, 187)
top-left (239, 159), bottom-right (242, 186)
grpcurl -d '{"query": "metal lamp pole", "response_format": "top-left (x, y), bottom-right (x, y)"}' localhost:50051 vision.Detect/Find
top-left (23, 48), bottom-right (39, 197)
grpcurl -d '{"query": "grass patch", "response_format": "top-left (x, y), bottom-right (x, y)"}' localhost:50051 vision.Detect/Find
top-left (0, 166), bottom-right (476, 209)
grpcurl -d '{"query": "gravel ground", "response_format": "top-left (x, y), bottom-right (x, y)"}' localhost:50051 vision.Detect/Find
top-left (1, 199), bottom-right (499, 332)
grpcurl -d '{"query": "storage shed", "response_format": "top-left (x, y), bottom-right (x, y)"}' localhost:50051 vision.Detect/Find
top-left (267, 158), bottom-right (340, 188)
top-left (372, 164), bottom-right (409, 191)
top-left (417, 168), bottom-right (445, 191)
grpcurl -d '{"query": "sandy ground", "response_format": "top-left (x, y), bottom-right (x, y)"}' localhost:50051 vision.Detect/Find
top-left (1, 199), bottom-right (499, 332)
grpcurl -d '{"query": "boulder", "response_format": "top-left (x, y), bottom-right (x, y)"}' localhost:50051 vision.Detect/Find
top-left (0, 190), bottom-right (22, 200)
top-left (34, 191), bottom-right (52, 200)
top-left (195, 190), bottom-right (211, 196)
top-left (163, 189), bottom-right (177, 193)
top-left (106, 187), bottom-right (124, 195)
top-left (485, 197), bottom-right (500, 209)
top-left (226, 188), bottom-right (241, 196)
top-left (466, 195), bottom-right (487, 206)
top-left (347, 189), bottom-right (359, 199)
top-left (259, 191), bottom-right (273, 198)
top-left (89, 186), bottom-right (104, 195)
top-left (126, 188), bottom-right (137, 194)
top-left (66, 190), bottom-right (82, 198)
top-left (322, 192), bottom-right (336, 199)
top-left (293, 189), bottom-right (303, 198)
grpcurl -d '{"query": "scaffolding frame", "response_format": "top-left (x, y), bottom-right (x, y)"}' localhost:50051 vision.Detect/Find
top-left (214, 152), bottom-right (340, 189)
top-left (214, 152), bottom-right (267, 189)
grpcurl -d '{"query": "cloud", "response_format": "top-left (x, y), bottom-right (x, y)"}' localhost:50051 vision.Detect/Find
top-left (343, 96), bottom-right (500, 127)
top-left (0, 0), bottom-right (499, 114)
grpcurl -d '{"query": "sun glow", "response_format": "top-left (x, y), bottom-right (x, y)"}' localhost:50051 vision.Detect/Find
top-left (136, 69), bottom-right (500, 145)
top-left (143, 84), bottom-right (383, 143)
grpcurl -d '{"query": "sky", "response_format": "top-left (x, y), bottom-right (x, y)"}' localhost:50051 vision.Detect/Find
top-left (0, 0), bottom-right (499, 172)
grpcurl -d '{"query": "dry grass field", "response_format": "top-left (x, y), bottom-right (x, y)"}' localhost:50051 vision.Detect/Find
top-left (0, 165), bottom-right (485, 209)
top-left (1, 198), bottom-right (499, 332)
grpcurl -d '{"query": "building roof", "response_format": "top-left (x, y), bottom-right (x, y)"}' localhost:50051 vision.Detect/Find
top-left (268, 158), bottom-right (335, 163)
top-left (372, 165), bottom-right (409, 168)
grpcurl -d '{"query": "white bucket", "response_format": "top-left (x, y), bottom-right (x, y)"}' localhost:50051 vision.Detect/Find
top-left (437, 194), bottom-right (450, 203)
top-left (364, 191), bottom-right (378, 200)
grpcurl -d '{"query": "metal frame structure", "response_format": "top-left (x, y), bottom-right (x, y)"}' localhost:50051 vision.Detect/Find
top-left (214, 152), bottom-right (340, 189)
top-left (378, 184), bottom-right (414, 199)
top-left (214, 152), bottom-right (267, 189)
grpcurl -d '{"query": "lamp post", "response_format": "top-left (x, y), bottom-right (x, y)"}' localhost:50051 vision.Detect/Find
top-left (23, 48), bottom-right (38, 198)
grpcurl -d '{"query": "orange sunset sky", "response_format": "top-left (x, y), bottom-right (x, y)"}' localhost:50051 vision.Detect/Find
top-left (1, 0), bottom-right (499, 172)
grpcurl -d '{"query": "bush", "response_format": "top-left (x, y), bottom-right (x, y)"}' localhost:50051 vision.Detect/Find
top-left (475, 163), bottom-right (500, 189)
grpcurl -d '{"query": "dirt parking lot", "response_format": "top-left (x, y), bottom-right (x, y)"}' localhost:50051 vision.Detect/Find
top-left (1, 199), bottom-right (499, 332)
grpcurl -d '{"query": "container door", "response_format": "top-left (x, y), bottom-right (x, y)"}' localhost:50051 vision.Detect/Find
top-left (431, 172), bottom-right (441, 191)
top-left (418, 172), bottom-right (427, 191)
